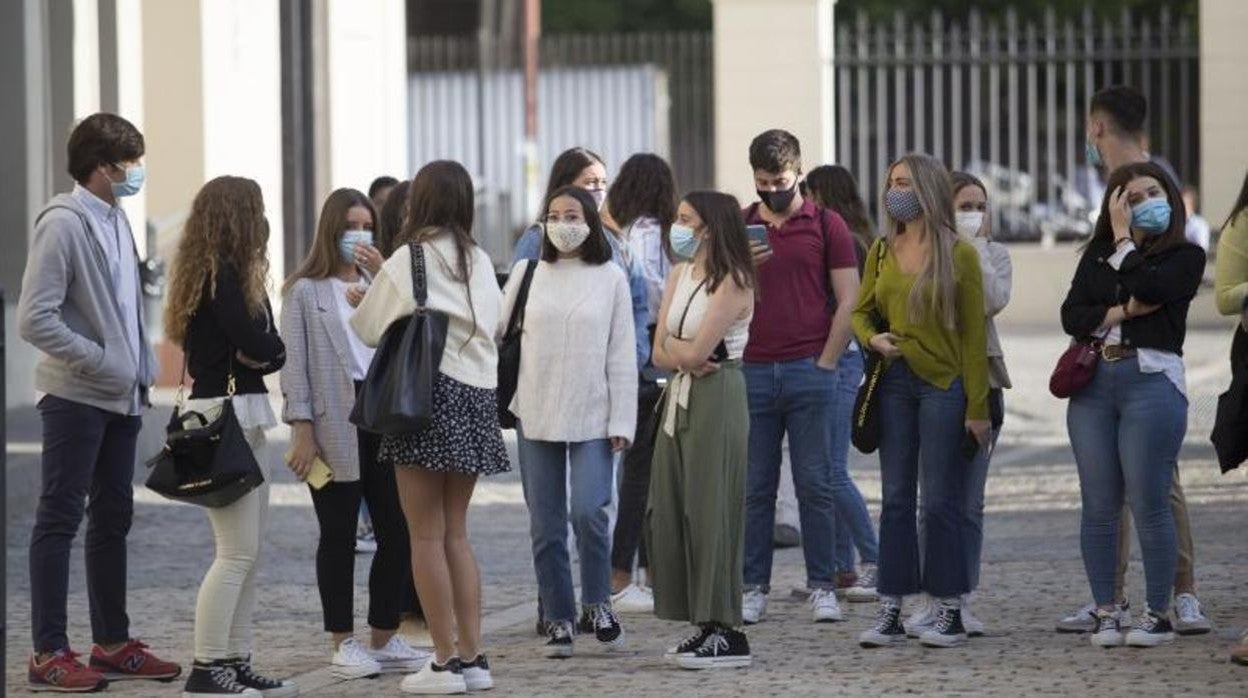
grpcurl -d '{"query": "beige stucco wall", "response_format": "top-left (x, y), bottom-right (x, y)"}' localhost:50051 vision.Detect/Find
top-left (1200, 0), bottom-right (1248, 226)
top-left (712, 0), bottom-right (836, 201)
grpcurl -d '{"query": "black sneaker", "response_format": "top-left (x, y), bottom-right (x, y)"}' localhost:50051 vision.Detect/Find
top-left (919, 601), bottom-right (968, 648)
top-left (675, 629), bottom-right (751, 670)
top-left (1089, 609), bottom-right (1125, 648)
top-left (577, 607), bottom-right (594, 635)
top-left (182, 660), bottom-right (257, 696)
top-left (224, 657), bottom-right (297, 697)
top-left (1126, 610), bottom-right (1176, 648)
top-left (588, 604), bottom-right (625, 648)
top-left (859, 603), bottom-right (907, 648)
top-left (544, 621), bottom-right (574, 659)
top-left (664, 624), bottom-right (715, 661)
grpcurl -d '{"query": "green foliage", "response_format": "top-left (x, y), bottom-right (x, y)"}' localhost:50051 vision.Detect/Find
top-left (543, 0), bottom-right (711, 33)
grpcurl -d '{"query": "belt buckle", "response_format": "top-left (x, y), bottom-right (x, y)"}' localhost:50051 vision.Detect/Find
top-left (1101, 345), bottom-right (1123, 362)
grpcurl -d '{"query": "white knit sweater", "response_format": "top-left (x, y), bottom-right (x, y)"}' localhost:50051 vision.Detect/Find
top-left (502, 257), bottom-right (638, 442)
top-left (351, 235), bottom-right (502, 389)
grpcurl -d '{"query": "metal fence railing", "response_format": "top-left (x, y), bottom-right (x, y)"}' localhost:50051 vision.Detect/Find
top-left (833, 7), bottom-right (1200, 242)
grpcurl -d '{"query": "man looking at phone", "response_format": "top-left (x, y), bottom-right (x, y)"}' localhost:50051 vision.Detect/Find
top-left (18, 113), bottom-right (180, 691)
top-left (739, 129), bottom-right (861, 625)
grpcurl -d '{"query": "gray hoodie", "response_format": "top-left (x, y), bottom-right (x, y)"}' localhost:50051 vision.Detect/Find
top-left (17, 193), bottom-right (157, 414)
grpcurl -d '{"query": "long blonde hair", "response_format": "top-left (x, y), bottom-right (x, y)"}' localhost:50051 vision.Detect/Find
top-left (164, 176), bottom-right (271, 343)
top-left (880, 153), bottom-right (959, 329)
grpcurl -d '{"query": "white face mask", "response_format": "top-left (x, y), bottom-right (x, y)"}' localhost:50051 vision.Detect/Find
top-left (546, 221), bottom-right (592, 253)
top-left (955, 211), bottom-right (985, 238)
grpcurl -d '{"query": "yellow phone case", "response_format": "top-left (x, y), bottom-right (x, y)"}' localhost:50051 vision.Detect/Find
top-left (285, 450), bottom-right (335, 490)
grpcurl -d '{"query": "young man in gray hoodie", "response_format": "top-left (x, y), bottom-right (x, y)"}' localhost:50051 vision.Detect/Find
top-left (18, 112), bottom-right (180, 692)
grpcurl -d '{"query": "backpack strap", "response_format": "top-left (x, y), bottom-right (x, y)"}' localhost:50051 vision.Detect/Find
top-left (409, 241), bottom-right (430, 306)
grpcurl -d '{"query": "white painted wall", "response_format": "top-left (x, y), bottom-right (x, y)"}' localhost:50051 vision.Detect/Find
top-left (711, 0), bottom-right (837, 201)
top-left (1199, 0), bottom-right (1248, 225)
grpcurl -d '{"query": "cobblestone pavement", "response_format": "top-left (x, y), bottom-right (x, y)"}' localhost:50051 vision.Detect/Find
top-left (6, 329), bottom-right (1248, 696)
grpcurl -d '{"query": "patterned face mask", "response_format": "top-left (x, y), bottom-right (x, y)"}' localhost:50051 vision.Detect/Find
top-left (885, 188), bottom-right (924, 223)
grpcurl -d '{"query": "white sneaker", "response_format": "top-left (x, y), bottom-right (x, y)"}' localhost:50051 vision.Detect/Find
top-left (1125, 609), bottom-right (1177, 648)
top-left (809, 588), bottom-right (844, 623)
top-left (400, 657), bottom-right (467, 695)
top-left (961, 595), bottom-right (985, 637)
top-left (460, 655), bottom-right (493, 692)
top-left (1173, 593), bottom-right (1212, 635)
top-left (844, 564), bottom-right (879, 603)
top-left (1057, 600), bottom-right (1130, 633)
top-left (905, 595), bottom-right (938, 639)
top-left (1089, 609), bottom-right (1125, 648)
top-left (611, 584), bottom-right (654, 614)
top-left (369, 636), bottom-right (430, 673)
top-left (331, 638), bottom-right (383, 680)
top-left (741, 590), bottom-right (767, 625)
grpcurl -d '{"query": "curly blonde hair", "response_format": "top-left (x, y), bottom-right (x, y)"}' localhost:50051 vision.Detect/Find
top-left (164, 176), bottom-right (271, 344)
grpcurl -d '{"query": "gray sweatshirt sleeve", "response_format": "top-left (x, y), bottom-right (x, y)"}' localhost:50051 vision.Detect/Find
top-left (17, 214), bottom-right (105, 372)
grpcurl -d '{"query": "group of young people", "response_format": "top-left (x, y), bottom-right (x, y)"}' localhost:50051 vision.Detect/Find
top-left (17, 80), bottom-right (1240, 695)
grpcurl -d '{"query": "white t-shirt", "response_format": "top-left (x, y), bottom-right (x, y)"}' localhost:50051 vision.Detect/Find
top-left (330, 278), bottom-right (376, 381)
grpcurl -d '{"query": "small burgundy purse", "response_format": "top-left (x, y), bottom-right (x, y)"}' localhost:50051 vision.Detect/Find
top-left (1049, 340), bottom-right (1102, 398)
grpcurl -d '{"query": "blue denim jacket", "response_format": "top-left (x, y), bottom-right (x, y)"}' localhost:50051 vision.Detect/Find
top-left (513, 223), bottom-right (651, 369)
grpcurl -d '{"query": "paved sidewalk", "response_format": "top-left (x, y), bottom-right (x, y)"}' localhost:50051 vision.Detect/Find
top-left (6, 330), bottom-right (1248, 695)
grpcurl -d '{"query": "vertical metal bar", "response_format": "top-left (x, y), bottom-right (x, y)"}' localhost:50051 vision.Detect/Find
top-left (1084, 7), bottom-right (1096, 107)
top-left (893, 11), bottom-right (907, 154)
top-left (969, 10), bottom-right (982, 169)
top-left (1045, 8), bottom-right (1057, 214)
top-left (1140, 16), bottom-right (1153, 152)
top-left (1006, 7), bottom-right (1019, 216)
top-left (837, 21), bottom-right (851, 171)
top-left (1158, 5), bottom-right (1172, 161)
top-left (874, 21), bottom-right (888, 222)
top-left (988, 17), bottom-right (1001, 232)
top-left (1065, 17), bottom-right (1077, 219)
top-left (931, 11), bottom-right (944, 164)
top-left (950, 19), bottom-right (963, 170)
top-left (855, 12), bottom-right (870, 200)
top-left (1026, 17), bottom-right (1039, 210)
top-left (1179, 17), bottom-right (1194, 180)
top-left (1120, 7), bottom-right (1133, 85)
top-left (912, 21), bottom-right (925, 154)
top-left (1100, 17), bottom-right (1113, 88)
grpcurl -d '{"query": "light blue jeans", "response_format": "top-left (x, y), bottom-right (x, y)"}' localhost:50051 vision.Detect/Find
top-left (1067, 357), bottom-right (1184, 613)
top-left (517, 426), bottom-right (615, 623)
top-left (831, 350), bottom-right (879, 572)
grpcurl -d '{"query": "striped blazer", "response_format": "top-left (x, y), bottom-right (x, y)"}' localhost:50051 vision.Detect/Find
top-left (279, 277), bottom-right (363, 481)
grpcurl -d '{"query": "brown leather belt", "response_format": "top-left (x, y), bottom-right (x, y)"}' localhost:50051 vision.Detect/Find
top-left (1101, 344), bottom-right (1138, 362)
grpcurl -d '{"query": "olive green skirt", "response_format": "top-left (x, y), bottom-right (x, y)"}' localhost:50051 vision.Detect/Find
top-left (645, 363), bottom-right (748, 627)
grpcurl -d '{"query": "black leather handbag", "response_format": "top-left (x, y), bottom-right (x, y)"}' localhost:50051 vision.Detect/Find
top-left (145, 365), bottom-right (263, 508)
top-left (351, 241), bottom-right (448, 434)
top-left (497, 260), bottom-right (537, 429)
top-left (852, 242), bottom-right (889, 454)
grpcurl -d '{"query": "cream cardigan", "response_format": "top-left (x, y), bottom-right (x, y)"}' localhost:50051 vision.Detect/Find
top-left (351, 235), bottom-right (502, 389)
top-left (501, 257), bottom-right (638, 442)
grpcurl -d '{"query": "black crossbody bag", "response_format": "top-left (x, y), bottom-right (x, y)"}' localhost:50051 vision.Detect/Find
top-left (497, 260), bottom-right (538, 429)
top-left (852, 241), bottom-right (889, 454)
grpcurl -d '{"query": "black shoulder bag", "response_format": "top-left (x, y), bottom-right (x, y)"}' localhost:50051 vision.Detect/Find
top-left (497, 260), bottom-right (538, 429)
top-left (852, 241), bottom-right (889, 454)
top-left (350, 241), bottom-right (449, 434)
top-left (145, 354), bottom-right (264, 508)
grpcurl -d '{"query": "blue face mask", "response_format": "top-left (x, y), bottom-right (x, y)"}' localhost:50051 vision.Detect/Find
top-left (338, 229), bottom-right (374, 263)
top-left (110, 165), bottom-right (145, 197)
top-left (1131, 198), bottom-right (1172, 236)
top-left (669, 224), bottom-right (701, 261)
top-left (1085, 139), bottom-right (1103, 168)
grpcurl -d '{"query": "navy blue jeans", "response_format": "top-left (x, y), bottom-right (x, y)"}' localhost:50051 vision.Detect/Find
top-left (1068, 357), bottom-right (1183, 613)
top-left (876, 360), bottom-right (970, 599)
top-left (743, 357), bottom-right (837, 592)
top-left (29, 395), bottom-right (141, 652)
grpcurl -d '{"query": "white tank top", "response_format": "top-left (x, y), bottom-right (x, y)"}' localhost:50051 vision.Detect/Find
top-left (665, 264), bottom-right (751, 360)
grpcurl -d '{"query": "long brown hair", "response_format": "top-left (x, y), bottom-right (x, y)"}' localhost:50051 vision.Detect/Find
top-left (164, 176), bottom-right (271, 343)
top-left (282, 188), bottom-right (376, 296)
top-left (805, 164), bottom-right (875, 259)
top-left (881, 153), bottom-right (959, 329)
top-left (1093, 161), bottom-right (1187, 256)
top-left (682, 191), bottom-right (756, 294)
top-left (399, 160), bottom-right (480, 348)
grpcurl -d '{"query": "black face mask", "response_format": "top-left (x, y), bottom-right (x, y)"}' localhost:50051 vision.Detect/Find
top-left (758, 182), bottom-right (798, 214)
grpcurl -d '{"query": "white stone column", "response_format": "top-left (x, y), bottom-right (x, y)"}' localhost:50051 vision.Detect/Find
top-left (711, 0), bottom-right (837, 200)
top-left (1200, 0), bottom-right (1248, 225)
top-left (324, 0), bottom-right (409, 193)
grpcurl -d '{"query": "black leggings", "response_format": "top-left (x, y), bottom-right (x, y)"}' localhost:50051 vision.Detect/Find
top-left (611, 380), bottom-right (663, 573)
top-left (309, 426), bottom-right (411, 633)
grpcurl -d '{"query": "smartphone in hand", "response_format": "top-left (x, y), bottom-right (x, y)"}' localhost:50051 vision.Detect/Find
top-left (746, 224), bottom-right (770, 250)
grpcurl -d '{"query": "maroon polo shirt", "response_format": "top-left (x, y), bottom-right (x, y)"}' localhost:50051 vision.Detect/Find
top-left (743, 199), bottom-right (858, 363)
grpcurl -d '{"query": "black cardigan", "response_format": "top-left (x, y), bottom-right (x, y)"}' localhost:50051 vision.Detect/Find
top-left (186, 264), bottom-right (286, 398)
top-left (1060, 237), bottom-right (1206, 355)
